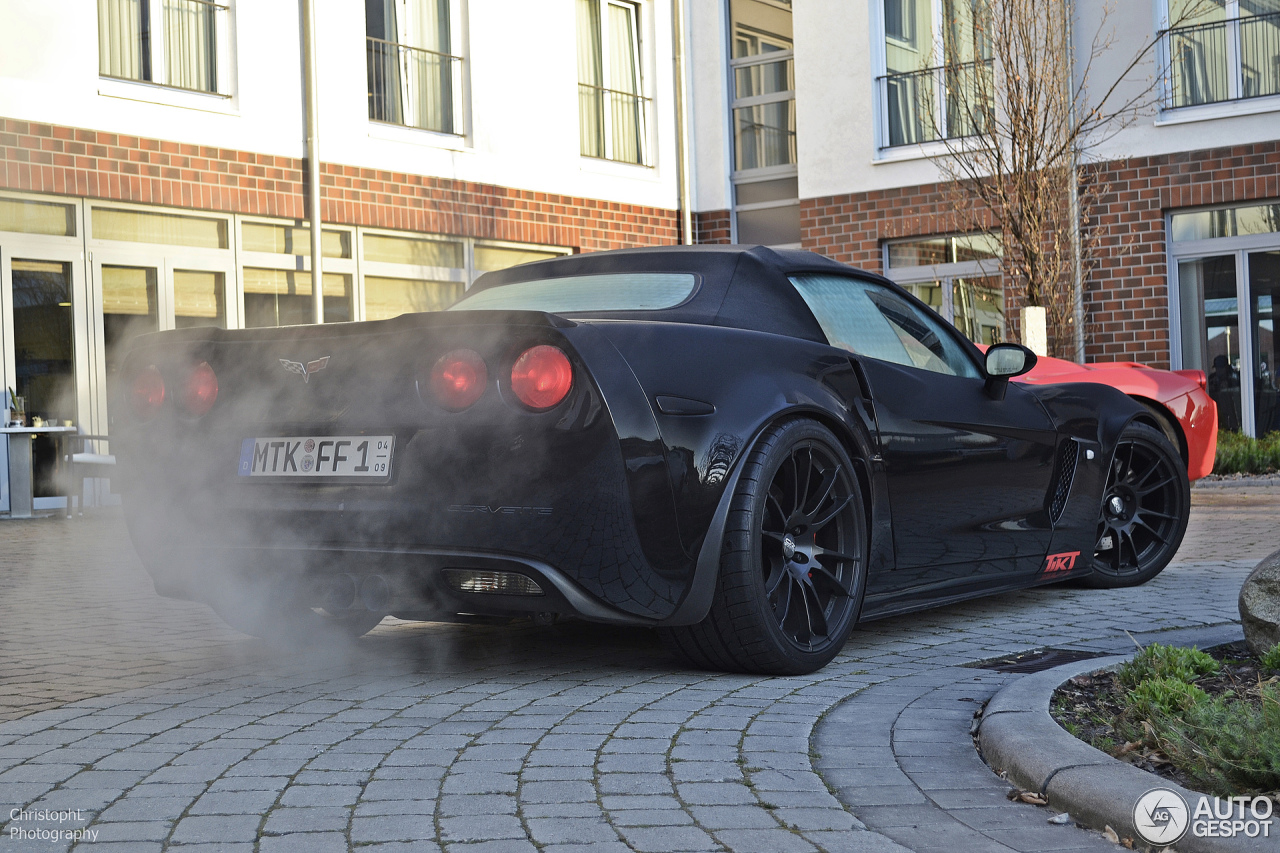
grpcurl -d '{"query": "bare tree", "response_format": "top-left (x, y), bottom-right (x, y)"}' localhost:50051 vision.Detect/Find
top-left (913, 0), bottom-right (1206, 360)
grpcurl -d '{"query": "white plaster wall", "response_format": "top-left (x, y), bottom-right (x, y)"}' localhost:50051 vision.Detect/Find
top-left (0, 0), bottom-right (304, 157)
top-left (1076, 0), bottom-right (1280, 164)
top-left (0, 0), bottom-right (680, 209)
top-left (786, 0), bottom-right (1280, 202)
top-left (686, 0), bottom-right (731, 212)
top-left (320, 0), bottom-right (679, 208)
top-left (792, 0), bottom-right (949, 200)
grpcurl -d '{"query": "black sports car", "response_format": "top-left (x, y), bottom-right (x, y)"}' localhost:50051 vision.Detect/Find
top-left (115, 246), bottom-right (1190, 674)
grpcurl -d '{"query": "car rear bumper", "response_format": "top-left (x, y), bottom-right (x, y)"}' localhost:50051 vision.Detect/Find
top-left (1169, 388), bottom-right (1217, 480)
top-left (133, 537), bottom-right (659, 627)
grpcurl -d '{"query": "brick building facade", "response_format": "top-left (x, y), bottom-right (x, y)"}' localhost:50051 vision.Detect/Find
top-left (0, 119), bottom-right (680, 253)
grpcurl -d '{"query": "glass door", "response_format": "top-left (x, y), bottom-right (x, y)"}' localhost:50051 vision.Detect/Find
top-left (1249, 250), bottom-right (1280, 435)
top-left (100, 263), bottom-right (160, 416)
top-left (951, 276), bottom-right (1005, 345)
top-left (89, 252), bottom-right (234, 430)
top-left (5, 247), bottom-right (89, 505)
top-left (1178, 255), bottom-right (1243, 431)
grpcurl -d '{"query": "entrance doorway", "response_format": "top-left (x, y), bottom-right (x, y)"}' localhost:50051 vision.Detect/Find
top-left (1172, 202), bottom-right (1280, 437)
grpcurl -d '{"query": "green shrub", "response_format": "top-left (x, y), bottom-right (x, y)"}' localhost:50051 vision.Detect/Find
top-left (1117, 643), bottom-right (1219, 689)
top-left (1125, 677), bottom-right (1210, 720)
top-left (1262, 644), bottom-right (1280, 672)
top-left (1146, 684), bottom-right (1280, 797)
top-left (1214, 430), bottom-right (1280, 475)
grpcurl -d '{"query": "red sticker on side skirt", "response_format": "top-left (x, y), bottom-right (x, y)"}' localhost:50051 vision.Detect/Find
top-left (1042, 551), bottom-right (1081, 574)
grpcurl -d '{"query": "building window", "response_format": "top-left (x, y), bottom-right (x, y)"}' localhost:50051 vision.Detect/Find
top-left (728, 0), bottom-right (799, 246)
top-left (366, 0), bottom-right (461, 134)
top-left (97, 0), bottom-right (228, 94)
top-left (239, 220), bottom-right (355, 328)
top-left (1165, 0), bottom-right (1280, 109)
top-left (1171, 202), bottom-right (1280, 437)
top-left (877, 0), bottom-right (993, 149)
top-left (577, 0), bottom-right (649, 164)
top-left (883, 233), bottom-right (1006, 345)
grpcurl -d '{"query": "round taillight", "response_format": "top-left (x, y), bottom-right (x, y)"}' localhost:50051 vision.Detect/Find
top-left (182, 362), bottom-right (219, 417)
top-left (510, 345), bottom-right (573, 411)
top-left (131, 365), bottom-right (166, 421)
top-left (429, 349), bottom-right (488, 410)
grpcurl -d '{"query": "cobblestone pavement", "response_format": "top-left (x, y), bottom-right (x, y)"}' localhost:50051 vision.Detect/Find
top-left (0, 480), bottom-right (1274, 853)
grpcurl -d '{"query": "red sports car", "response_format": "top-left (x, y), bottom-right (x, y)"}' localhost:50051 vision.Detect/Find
top-left (1002, 352), bottom-right (1218, 481)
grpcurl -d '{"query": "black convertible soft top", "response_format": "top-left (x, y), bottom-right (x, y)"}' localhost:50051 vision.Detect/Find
top-left (469, 245), bottom-right (864, 344)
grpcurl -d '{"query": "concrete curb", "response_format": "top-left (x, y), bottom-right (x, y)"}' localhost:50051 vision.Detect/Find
top-left (978, 655), bottom-right (1279, 853)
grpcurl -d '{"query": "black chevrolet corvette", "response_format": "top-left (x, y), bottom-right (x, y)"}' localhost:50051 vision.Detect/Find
top-left (115, 246), bottom-right (1189, 674)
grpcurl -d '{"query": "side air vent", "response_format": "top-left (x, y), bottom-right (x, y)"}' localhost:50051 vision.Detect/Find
top-left (1048, 439), bottom-right (1080, 523)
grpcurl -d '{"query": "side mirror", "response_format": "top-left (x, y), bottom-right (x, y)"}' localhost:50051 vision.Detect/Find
top-left (984, 343), bottom-right (1038, 400)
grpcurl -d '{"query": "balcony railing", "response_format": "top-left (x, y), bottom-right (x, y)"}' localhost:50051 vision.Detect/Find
top-left (1167, 12), bottom-right (1280, 108)
top-left (578, 83), bottom-right (651, 165)
top-left (878, 59), bottom-right (993, 149)
top-left (367, 37), bottom-right (461, 135)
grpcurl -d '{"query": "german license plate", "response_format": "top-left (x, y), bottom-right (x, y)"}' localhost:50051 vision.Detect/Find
top-left (238, 435), bottom-right (394, 478)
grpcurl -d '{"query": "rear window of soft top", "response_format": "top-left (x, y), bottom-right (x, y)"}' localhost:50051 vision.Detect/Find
top-left (448, 273), bottom-right (698, 313)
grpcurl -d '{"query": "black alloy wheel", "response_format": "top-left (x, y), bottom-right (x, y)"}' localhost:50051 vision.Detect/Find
top-left (1083, 421), bottom-right (1189, 588)
top-left (660, 418), bottom-right (867, 675)
top-left (759, 437), bottom-right (862, 651)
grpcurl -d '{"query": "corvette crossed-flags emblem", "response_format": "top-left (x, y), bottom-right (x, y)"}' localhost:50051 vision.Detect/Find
top-left (278, 356), bottom-right (330, 383)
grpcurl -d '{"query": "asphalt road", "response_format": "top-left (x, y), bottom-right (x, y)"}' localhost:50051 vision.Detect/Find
top-left (0, 479), bottom-right (1274, 852)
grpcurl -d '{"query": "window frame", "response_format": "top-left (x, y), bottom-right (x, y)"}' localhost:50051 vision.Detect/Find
top-left (1158, 0), bottom-right (1280, 116)
top-left (96, 0), bottom-right (235, 101)
top-left (726, 1), bottom-right (799, 246)
top-left (871, 0), bottom-right (994, 153)
top-left (365, 0), bottom-right (467, 138)
top-left (881, 234), bottom-right (1007, 344)
top-left (577, 0), bottom-right (653, 166)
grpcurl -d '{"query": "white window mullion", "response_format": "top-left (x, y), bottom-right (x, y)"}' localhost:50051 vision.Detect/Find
top-left (1235, 250), bottom-right (1256, 436)
top-left (150, 0), bottom-right (166, 85)
top-left (1226, 0), bottom-right (1242, 101)
top-left (932, 0), bottom-right (946, 138)
top-left (600, 3), bottom-right (615, 160)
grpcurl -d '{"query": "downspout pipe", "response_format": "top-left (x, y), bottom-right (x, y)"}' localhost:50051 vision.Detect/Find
top-left (672, 0), bottom-right (694, 245)
top-left (302, 0), bottom-right (324, 324)
top-left (1066, 3), bottom-right (1085, 361)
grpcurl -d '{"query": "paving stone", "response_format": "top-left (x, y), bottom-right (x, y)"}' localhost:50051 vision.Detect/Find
top-left (439, 814), bottom-right (526, 842)
top-left (350, 813), bottom-right (436, 843)
top-left (260, 806), bottom-right (350, 834)
top-left (170, 814), bottom-right (262, 844)
top-left (278, 785), bottom-right (362, 808)
top-left (524, 816), bottom-right (618, 844)
top-left (257, 832), bottom-right (350, 853)
top-left (89, 821), bottom-right (174, 843)
top-left (0, 489), bottom-right (1267, 853)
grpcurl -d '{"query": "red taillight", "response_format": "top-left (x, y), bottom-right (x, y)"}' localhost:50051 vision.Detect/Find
top-left (182, 362), bottom-right (219, 417)
top-left (131, 365), bottom-right (165, 421)
top-left (510, 345), bottom-right (573, 410)
top-left (429, 349), bottom-right (488, 410)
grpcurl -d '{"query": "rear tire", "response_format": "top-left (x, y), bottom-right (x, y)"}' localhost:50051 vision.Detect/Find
top-left (1082, 421), bottom-right (1189, 589)
top-left (660, 419), bottom-right (867, 675)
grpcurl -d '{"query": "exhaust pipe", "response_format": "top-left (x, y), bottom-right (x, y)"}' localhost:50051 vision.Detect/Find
top-left (359, 574), bottom-right (391, 612)
top-left (322, 574), bottom-right (357, 611)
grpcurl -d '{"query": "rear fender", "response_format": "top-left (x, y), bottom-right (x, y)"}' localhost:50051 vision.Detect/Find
top-left (587, 323), bottom-right (884, 625)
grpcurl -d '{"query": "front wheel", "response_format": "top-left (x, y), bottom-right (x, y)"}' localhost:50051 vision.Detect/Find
top-left (1081, 421), bottom-right (1189, 589)
top-left (660, 419), bottom-right (868, 675)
